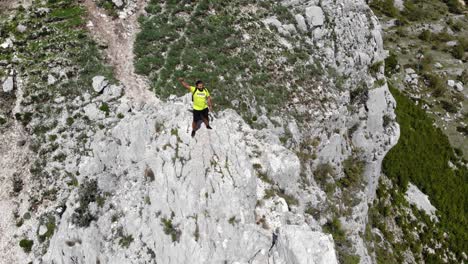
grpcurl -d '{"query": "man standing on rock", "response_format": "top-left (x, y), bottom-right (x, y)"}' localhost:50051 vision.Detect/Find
top-left (178, 78), bottom-right (213, 137)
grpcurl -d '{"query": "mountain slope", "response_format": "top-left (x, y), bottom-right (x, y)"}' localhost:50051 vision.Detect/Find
top-left (0, 0), bottom-right (398, 263)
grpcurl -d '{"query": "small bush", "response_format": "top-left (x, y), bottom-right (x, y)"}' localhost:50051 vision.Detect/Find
top-left (383, 114), bottom-right (392, 128)
top-left (19, 239), bottom-right (33, 253)
top-left (71, 179), bottom-right (101, 227)
top-left (451, 44), bottom-right (464, 60)
top-left (440, 100), bottom-right (458, 113)
top-left (314, 163), bottom-right (335, 188)
top-left (385, 52), bottom-right (398, 77)
top-left (424, 73), bottom-right (446, 97)
top-left (99, 103), bottom-right (110, 114)
top-left (38, 215), bottom-right (56, 242)
top-left (161, 217), bottom-right (181, 243)
top-left (350, 85), bottom-right (368, 105)
top-left (340, 156), bottom-right (365, 188)
top-left (119, 234), bottom-right (134, 248)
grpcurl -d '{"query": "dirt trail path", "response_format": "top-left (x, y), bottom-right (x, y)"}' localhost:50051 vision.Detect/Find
top-left (83, 0), bottom-right (157, 103)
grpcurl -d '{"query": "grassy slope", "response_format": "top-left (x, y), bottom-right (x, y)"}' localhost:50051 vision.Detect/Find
top-left (134, 0), bottom-right (323, 125)
top-left (381, 84), bottom-right (467, 261)
top-left (368, 0), bottom-right (467, 261)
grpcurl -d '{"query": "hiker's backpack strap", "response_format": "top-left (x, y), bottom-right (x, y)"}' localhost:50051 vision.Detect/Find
top-left (192, 88), bottom-right (196, 102)
top-left (192, 88), bottom-right (207, 101)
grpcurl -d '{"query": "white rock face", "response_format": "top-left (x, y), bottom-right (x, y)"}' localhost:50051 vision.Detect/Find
top-left (305, 6), bottom-right (324, 27)
top-left (273, 225), bottom-right (337, 264)
top-left (42, 98), bottom-right (337, 264)
top-left (2, 76), bottom-right (14, 92)
top-left (92, 75), bottom-right (109, 93)
top-left (405, 183), bottom-right (438, 220)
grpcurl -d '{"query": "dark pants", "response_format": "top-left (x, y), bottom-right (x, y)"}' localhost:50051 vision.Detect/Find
top-left (193, 108), bottom-right (209, 130)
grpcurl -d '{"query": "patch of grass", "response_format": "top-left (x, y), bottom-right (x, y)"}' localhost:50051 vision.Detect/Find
top-left (134, 0), bottom-right (322, 122)
top-left (161, 216), bottom-right (181, 243)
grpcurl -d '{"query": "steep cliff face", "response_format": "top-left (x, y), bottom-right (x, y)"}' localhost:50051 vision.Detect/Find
top-left (0, 0), bottom-right (398, 263)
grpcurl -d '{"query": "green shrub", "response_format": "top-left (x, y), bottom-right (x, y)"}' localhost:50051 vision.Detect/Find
top-left (38, 215), bottom-right (56, 242)
top-left (424, 73), bottom-right (446, 97)
top-left (161, 217), bottom-right (181, 243)
top-left (314, 163), bottom-right (335, 188)
top-left (99, 103), bottom-right (110, 113)
top-left (369, 0), bottom-right (399, 17)
top-left (19, 239), bottom-right (33, 253)
top-left (339, 156), bottom-right (365, 188)
top-left (445, 0), bottom-right (464, 14)
top-left (71, 179), bottom-right (102, 227)
top-left (451, 44), bottom-right (465, 60)
top-left (385, 52), bottom-right (398, 77)
top-left (323, 217), bottom-right (346, 245)
top-left (119, 234), bottom-right (134, 248)
top-left (440, 100), bottom-right (458, 113)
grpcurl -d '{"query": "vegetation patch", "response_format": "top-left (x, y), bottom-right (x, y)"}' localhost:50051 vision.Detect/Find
top-left (382, 85), bottom-right (467, 261)
top-left (19, 239), bottom-right (34, 253)
top-left (71, 179), bottom-right (103, 227)
top-left (161, 213), bottom-right (181, 243)
top-left (134, 0), bottom-right (323, 123)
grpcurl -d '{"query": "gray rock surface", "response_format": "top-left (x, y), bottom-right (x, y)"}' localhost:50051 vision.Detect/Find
top-left (2, 76), bottom-right (14, 92)
top-left (42, 98), bottom-right (338, 264)
top-left (92, 76), bottom-right (109, 93)
top-left (305, 6), bottom-right (324, 27)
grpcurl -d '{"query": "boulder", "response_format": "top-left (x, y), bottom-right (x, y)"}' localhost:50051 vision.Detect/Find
top-left (295, 14), bottom-right (308, 32)
top-left (112, 0), bottom-right (124, 8)
top-left (38, 225), bottom-right (48, 236)
top-left (447, 80), bottom-right (455, 87)
top-left (92, 76), bottom-right (109, 93)
top-left (0, 38), bottom-right (13, 49)
top-left (48, 74), bottom-right (57, 85)
top-left (2, 76), bottom-right (14, 92)
top-left (455, 82), bottom-right (464, 92)
top-left (305, 6), bottom-right (324, 27)
top-left (16, 24), bottom-right (27, 33)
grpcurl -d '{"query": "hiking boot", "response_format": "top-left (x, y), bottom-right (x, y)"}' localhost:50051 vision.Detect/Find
top-left (207, 125), bottom-right (212, 129)
top-left (191, 130), bottom-right (196, 137)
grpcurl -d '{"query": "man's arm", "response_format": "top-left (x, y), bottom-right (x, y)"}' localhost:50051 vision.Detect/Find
top-left (207, 96), bottom-right (213, 111)
top-left (178, 77), bottom-right (191, 91)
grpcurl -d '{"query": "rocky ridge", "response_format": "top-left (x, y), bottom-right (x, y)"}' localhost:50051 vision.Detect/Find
top-left (0, 0), bottom-right (398, 263)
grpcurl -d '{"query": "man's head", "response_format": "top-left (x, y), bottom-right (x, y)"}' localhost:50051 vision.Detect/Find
top-left (196, 80), bottom-right (204, 90)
